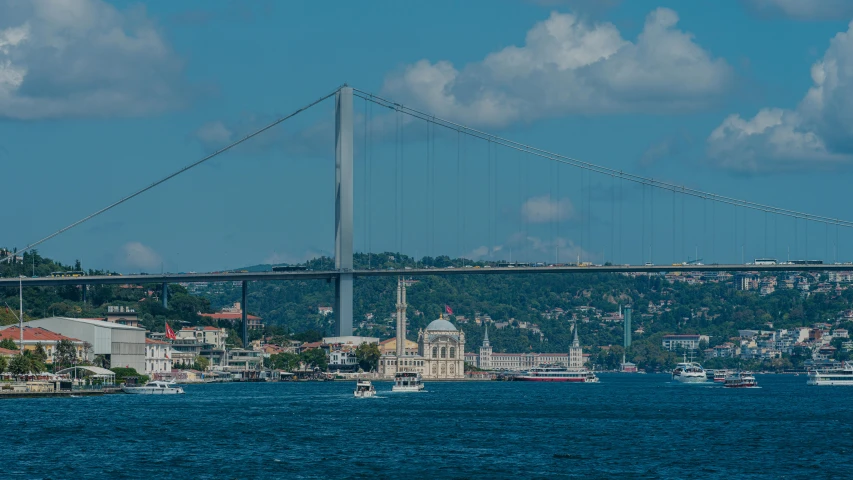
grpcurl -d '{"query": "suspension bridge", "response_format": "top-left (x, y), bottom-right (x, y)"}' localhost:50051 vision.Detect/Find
top-left (3, 86), bottom-right (852, 343)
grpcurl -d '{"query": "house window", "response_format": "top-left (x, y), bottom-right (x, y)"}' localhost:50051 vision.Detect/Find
top-left (432, 346), bottom-right (438, 358)
top-left (449, 347), bottom-right (456, 358)
top-left (441, 347), bottom-right (447, 358)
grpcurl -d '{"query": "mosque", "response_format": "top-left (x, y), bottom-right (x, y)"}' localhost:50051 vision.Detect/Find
top-left (378, 278), bottom-right (465, 379)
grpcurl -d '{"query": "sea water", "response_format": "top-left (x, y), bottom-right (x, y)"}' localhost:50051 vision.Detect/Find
top-left (4, 374), bottom-right (851, 479)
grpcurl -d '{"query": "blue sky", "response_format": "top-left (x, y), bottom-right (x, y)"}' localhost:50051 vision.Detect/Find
top-left (3, 0), bottom-right (853, 272)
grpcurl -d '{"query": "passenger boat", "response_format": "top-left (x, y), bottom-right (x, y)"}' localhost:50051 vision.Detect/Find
top-left (723, 371), bottom-right (758, 388)
top-left (354, 379), bottom-right (376, 398)
top-left (392, 372), bottom-right (425, 392)
top-left (122, 380), bottom-right (185, 395)
top-left (515, 364), bottom-right (599, 383)
top-left (672, 362), bottom-right (708, 383)
top-left (807, 362), bottom-right (853, 386)
top-left (713, 369), bottom-right (730, 383)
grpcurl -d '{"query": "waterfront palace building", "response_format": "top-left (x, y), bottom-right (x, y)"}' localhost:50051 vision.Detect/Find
top-left (378, 279), bottom-right (465, 380)
top-left (465, 325), bottom-right (585, 371)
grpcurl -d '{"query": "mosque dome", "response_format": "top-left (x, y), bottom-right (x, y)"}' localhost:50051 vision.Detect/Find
top-left (426, 318), bottom-right (457, 331)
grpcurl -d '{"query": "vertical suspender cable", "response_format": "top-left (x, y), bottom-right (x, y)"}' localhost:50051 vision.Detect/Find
top-left (394, 109), bottom-right (399, 257)
top-left (672, 191), bottom-right (676, 264)
top-left (642, 183), bottom-right (646, 264)
top-left (557, 153), bottom-right (560, 263)
top-left (456, 130), bottom-right (461, 263)
top-left (401, 112), bottom-right (405, 259)
top-left (681, 188), bottom-right (685, 263)
top-left (651, 181), bottom-right (654, 264)
top-left (363, 96), bottom-right (368, 264)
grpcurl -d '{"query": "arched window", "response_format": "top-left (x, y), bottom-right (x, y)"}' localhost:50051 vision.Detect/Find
top-left (432, 346), bottom-right (438, 358)
top-left (449, 347), bottom-right (456, 359)
top-left (441, 347), bottom-right (447, 358)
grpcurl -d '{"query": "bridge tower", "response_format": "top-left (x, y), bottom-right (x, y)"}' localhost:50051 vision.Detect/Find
top-left (334, 86), bottom-right (354, 336)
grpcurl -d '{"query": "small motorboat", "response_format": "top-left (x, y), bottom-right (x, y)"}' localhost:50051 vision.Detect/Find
top-left (122, 380), bottom-right (185, 395)
top-left (354, 379), bottom-right (376, 398)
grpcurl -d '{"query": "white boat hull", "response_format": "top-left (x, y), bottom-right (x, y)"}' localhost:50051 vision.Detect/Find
top-left (122, 386), bottom-right (184, 394)
top-left (392, 384), bottom-right (425, 392)
top-left (672, 373), bottom-right (707, 383)
top-left (354, 390), bottom-right (376, 398)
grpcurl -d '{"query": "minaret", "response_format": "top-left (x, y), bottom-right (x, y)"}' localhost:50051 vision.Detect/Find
top-left (396, 277), bottom-right (407, 360)
top-left (570, 323), bottom-right (582, 369)
top-left (480, 325), bottom-right (492, 370)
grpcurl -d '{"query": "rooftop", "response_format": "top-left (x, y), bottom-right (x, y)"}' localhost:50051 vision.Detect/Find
top-left (0, 326), bottom-right (82, 343)
top-left (199, 312), bottom-right (261, 320)
top-left (32, 317), bottom-right (145, 330)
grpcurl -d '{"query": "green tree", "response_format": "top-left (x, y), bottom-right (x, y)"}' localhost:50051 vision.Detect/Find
top-left (54, 339), bottom-right (77, 370)
top-left (195, 356), bottom-right (210, 371)
top-left (0, 354), bottom-right (7, 373)
top-left (300, 348), bottom-right (328, 371)
top-left (0, 338), bottom-right (17, 350)
top-left (23, 350), bottom-right (45, 374)
top-left (270, 352), bottom-right (301, 371)
top-left (33, 343), bottom-right (48, 365)
top-left (110, 367), bottom-right (149, 384)
top-left (8, 354), bottom-right (31, 375)
top-left (355, 342), bottom-right (381, 371)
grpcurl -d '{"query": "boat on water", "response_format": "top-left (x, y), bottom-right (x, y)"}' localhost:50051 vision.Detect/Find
top-left (354, 379), bottom-right (376, 398)
top-left (807, 362), bottom-right (853, 386)
top-left (672, 362), bottom-right (708, 383)
top-left (392, 372), bottom-right (425, 392)
top-left (515, 364), bottom-right (599, 383)
top-left (724, 371), bottom-right (758, 388)
top-left (713, 369), bottom-right (730, 383)
top-left (122, 380), bottom-right (185, 395)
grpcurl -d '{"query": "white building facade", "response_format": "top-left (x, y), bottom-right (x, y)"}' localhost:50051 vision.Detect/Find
top-left (468, 324), bottom-right (584, 371)
top-left (145, 338), bottom-right (173, 375)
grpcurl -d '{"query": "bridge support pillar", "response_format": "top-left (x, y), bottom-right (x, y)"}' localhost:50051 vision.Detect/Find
top-left (334, 86), bottom-right (354, 336)
top-left (81, 284), bottom-right (86, 305)
top-left (242, 280), bottom-right (248, 349)
top-left (162, 283), bottom-right (168, 309)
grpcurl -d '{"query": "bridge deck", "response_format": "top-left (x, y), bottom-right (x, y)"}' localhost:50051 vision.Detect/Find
top-left (0, 264), bottom-right (848, 287)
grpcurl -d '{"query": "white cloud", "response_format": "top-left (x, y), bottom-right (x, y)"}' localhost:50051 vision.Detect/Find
top-left (194, 121), bottom-right (233, 146)
top-left (742, 0), bottom-right (853, 20)
top-left (707, 22), bottom-right (853, 172)
top-left (382, 8), bottom-right (732, 127)
top-left (521, 195), bottom-right (575, 223)
top-left (0, 0), bottom-right (186, 119)
top-left (119, 242), bottom-right (162, 271)
top-left (465, 232), bottom-right (594, 263)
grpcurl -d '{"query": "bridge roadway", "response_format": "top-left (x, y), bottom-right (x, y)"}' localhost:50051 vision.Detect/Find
top-left (0, 263), bottom-right (849, 287)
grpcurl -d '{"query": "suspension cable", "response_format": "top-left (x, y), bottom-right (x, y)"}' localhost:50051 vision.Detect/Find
top-left (4, 85), bottom-right (343, 263)
top-left (353, 89), bottom-right (853, 228)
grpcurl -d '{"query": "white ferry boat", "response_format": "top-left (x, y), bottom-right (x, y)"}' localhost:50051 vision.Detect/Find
top-left (354, 379), bottom-right (376, 398)
top-left (713, 369), bottom-right (730, 383)
top-left (724, 371), bottom-right (758, 388)
top-left (515, 364), bottom-right (599, 383)
top-left (807, 362), bottom-right (853, 386)
top-left (392, 372), bottom-right (425, 392)
top-left (672, 362), bottom-right (708, 383)
top-left (122, 380), bottom-right (185, 395)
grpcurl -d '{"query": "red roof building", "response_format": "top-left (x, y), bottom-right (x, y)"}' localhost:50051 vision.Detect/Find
top-left (0, 326), bottom-right (86, 362)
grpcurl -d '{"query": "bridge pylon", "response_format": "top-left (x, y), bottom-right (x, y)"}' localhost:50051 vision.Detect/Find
top-left (334, 86), bottom-right (354, 336)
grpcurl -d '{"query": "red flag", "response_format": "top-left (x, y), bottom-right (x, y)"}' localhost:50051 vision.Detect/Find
top-left (165, 323), bottom-right (177, 340)
top-left (445, 305), bottom-right (453, 315)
